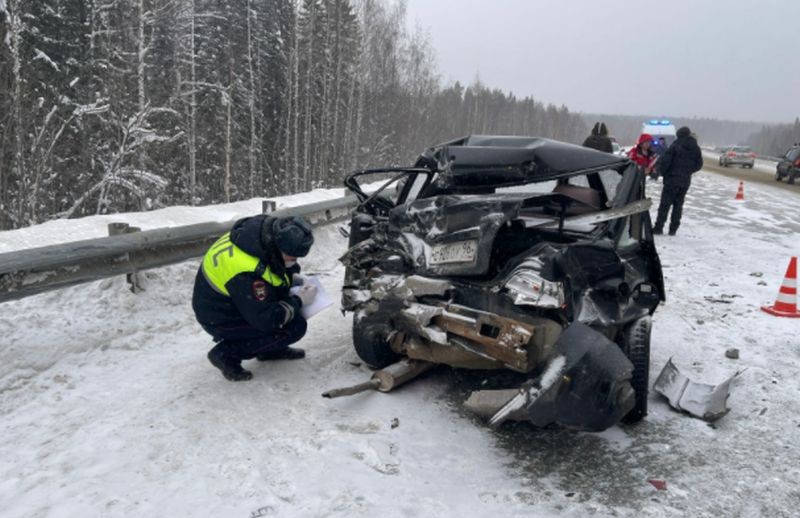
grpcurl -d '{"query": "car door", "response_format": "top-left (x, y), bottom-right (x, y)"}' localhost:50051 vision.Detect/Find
top-left (609, 166), bottom-right (665, 305)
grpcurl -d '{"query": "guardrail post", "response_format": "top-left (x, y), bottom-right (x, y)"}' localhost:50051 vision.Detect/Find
top-left (262, 200), bottom-right (277, 214)
top-left (108, 222), bottom-right (144, 293)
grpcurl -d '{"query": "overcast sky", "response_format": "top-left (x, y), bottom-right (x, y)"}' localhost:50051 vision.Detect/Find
top-left (404, 0), bottom-right (799, 123)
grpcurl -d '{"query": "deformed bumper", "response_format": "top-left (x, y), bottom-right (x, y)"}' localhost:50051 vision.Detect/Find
top-left (488, 322), bottom-right (636, 431)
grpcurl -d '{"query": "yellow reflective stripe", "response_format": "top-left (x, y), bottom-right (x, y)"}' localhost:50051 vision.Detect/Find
top-left (201, 232), bottom-right (288, 296)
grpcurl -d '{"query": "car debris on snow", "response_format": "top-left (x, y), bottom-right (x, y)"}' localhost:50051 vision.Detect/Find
top-left (322, 358), bottom-right (434, 399)
top-left (725, 348), bottom-right (740, 359)
top-left (653, 357), bottom-right (741, 421)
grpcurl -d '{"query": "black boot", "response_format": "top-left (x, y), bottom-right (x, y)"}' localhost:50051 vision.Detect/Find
top-left (256, 347), bottom-right (306, 361)
top-left (208, 344), bottom-right (253, 381)
top-left (653, 226), bottom-right (663, 235)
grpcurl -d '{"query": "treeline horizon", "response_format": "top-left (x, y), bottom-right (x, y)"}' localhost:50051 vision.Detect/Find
top-left (584, 112), bottom-right (799, 158)
top-left (3, 1), bottom-right (794, 232)
top-left (745, 118), bottom-right (800, 157)
top-left (0, 0), bottom-right (588, 231)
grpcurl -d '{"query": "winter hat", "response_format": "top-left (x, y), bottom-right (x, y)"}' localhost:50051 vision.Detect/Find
top-left (599, 122), bottom-right (609, 136)
top-left (637, 133), bottom-right (653, 145)
top-left (676, 126), bottom-right (691, 138)
top-left (267, 216), bottom-right (314, 257)
top-left (591, 122), bottom-right (600, 136)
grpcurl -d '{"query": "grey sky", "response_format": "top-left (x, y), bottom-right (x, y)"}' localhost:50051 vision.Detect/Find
top-left (404, 0), bottom-right (800, 123)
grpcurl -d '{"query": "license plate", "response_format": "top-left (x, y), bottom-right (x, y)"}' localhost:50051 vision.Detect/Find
top-left (429, 240), bottom-right (478, 265)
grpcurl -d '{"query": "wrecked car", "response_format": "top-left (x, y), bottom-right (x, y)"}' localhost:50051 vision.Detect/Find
top-left (340, 135), bottom-right (664, 431)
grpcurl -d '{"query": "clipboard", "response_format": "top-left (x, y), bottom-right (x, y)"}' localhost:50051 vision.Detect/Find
top-left (290, 275), bottom-right (332, 319)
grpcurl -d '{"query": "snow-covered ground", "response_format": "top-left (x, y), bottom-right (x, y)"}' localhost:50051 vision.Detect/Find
top-left (1, 169), bottom-right (799, 517)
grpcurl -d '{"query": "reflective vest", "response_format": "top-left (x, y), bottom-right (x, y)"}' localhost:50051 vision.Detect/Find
top-left (201, 232), bottom-right (289, 296)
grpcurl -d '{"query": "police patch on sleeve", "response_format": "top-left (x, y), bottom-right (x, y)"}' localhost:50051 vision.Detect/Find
top-left (252, 280), bottom-right (267, 301)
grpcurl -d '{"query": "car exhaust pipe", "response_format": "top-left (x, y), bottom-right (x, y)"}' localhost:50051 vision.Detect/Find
top-left (322, 359), bottom-right (435, 399)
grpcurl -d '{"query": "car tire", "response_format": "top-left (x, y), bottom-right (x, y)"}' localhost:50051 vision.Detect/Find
top-left (620, 316), bottom-right (651, 424)
top-left (352, 314), bottom-right (400, 369)
top-left (789, 172), bottom-right (796, 185)
top-left (718, 158), bottom-right (723, 166)
top-left (776, 170), bottom-right (782, 182)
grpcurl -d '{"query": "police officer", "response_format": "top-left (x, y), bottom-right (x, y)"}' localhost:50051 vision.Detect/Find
top-left (192, 215), bottom-right (316, 381)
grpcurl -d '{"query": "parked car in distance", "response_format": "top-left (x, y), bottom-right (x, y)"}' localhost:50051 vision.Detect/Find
top-left (719, 146), bottom-right (755, 168)
top-left (776, 146), bottom-right (800, 184)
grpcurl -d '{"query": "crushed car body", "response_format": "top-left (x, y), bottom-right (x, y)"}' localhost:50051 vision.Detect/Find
top-left (340, 135), bottom-right (665, 431)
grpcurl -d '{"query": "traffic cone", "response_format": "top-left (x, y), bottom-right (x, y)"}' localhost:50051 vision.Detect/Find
top-left (735, 181), bottom-right (744, 200)
top-left (761, 257), bottom-right (800, 318)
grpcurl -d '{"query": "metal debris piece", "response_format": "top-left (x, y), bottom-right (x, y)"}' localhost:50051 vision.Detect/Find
top-left (653, 358), bottom-right (739, 421)
top-left (488, 356), bottom-right (567, 428)
top-left (322, 359), bottom-right (434, 399)
top-left (725, 348), bottom-right (740, 360)
top-left (390, 418), bottom-right (400, 429)
top-left (648, 479), bottom-right (667, 491)
top-left (464, 389), bottom-right (530, 422)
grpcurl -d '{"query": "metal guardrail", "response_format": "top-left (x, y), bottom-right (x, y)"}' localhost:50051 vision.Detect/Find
top-left (0, 195), bottom-right (360, 303)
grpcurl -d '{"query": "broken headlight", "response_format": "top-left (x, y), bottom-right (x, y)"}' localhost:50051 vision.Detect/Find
top-left (504, 267), bottom-right (565, 309)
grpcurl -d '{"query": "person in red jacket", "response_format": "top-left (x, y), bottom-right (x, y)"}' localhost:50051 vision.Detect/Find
top-left (627, 134), bottom-right (658, 175)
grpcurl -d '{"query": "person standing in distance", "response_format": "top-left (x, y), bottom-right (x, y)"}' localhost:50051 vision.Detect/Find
top-left (582, 122), bottom-right (614, 153)
top-left (653, 126), bottom-right (703, 236)
top-left (192, 215), bottom-right (316, 381)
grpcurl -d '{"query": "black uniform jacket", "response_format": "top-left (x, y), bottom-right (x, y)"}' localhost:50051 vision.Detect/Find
top-left (192, 215), bottom-right (303, 334)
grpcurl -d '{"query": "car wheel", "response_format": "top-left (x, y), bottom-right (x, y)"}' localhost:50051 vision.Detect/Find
top-left (776, 170), bottom-right (782, 182)
top-left (352, 313), bottom-right (400, 368)
top-left (718, 158), bottom-right (723, 166)
top-left (789, 172), bottom-right (797, 185)
top-left (620, 316), bottom-right (651, 424)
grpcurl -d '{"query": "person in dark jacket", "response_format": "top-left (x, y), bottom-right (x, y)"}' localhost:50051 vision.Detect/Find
top-left (653, 126), bottom-right (704, 235)
top-left (582, 122), bottom-right (614, 153)
top-left (192, 215), bottom-right (316, 381)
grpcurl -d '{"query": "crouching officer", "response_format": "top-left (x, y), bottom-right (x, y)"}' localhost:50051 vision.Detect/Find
top-left (192, 215), bottom-right (316, 381)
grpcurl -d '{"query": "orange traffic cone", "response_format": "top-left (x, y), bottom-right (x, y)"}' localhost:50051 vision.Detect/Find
top-left (761, 257), bottom-right (800, 318)
top-left (735, 181), bottom-right (745, 200)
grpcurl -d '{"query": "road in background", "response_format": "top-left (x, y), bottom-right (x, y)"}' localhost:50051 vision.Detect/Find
top-left (700, 151), bottom-right (798, 192)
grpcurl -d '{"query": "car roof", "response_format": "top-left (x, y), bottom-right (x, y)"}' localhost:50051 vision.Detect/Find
top-left (418, 135), bottom-right (629, 189)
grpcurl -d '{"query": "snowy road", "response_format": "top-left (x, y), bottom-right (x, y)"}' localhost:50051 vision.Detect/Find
top-left (2, 169), bottom-right (800, 517)
top-left (701, 151), bottom-right (798, 194)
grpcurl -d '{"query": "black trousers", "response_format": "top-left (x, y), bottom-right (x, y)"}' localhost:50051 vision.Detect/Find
top-left (202, 316), bottom-right (307, 361)
top-left (654, 183), bottom-right (690, 233)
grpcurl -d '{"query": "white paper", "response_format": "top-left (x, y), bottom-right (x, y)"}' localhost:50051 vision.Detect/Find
top-left (290, 275), bottom-right (333, 319)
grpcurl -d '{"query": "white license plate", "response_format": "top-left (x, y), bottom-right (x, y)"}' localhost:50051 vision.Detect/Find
top-left (429, 240), bottom-right (478, 265)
